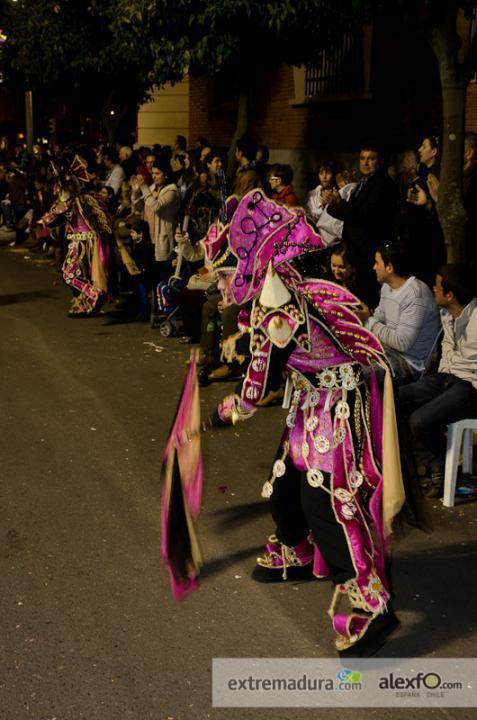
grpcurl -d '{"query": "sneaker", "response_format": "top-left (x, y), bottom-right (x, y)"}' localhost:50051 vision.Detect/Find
top-left (252, 535), bottom-right (314, 582)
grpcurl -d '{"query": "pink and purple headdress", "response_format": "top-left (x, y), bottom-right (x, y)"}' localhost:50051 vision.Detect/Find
top-left (228, 190), bottom-right (326, 304)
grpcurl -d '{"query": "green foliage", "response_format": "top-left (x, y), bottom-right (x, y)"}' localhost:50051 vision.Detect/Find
top-left (107, 0), bottom-right (361, 87)
top-left (1, 0), bottom-right (156, 111)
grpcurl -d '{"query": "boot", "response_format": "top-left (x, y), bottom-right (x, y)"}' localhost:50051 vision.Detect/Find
top-left (338, 610), bottom-right (400, 658)
top-left (252, 534), bottom-right (314, 582)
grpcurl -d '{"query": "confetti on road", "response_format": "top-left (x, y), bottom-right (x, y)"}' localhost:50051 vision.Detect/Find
top-left (143, 341), bottom-right (164, 353)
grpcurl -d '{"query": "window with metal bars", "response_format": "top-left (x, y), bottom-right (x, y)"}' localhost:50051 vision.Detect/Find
top-left (304, 29), bottom-right (365, 99)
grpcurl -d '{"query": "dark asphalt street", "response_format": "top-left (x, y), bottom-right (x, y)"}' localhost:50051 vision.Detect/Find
top-left (1, 246), bottom-right (477, 720)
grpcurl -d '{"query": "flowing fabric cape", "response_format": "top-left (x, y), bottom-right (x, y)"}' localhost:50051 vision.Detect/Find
top-left (161, 352), bottom-right (204, 599)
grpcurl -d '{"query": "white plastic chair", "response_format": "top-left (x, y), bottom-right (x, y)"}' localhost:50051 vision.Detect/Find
top-left (443, 419), bottom-right (477, 507)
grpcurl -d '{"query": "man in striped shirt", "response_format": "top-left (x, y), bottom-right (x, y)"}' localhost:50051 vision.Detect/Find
top-left (364, 241), bottom-right (440, 383)
top-left (399, 265), bottom-right (477, 497)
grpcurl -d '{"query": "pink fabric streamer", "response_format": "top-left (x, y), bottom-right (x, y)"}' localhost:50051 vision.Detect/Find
top-left (161, 352), bottom-right (204, 599)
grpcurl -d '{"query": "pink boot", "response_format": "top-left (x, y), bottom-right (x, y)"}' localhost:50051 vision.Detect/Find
top-left (252, 534), bottom-right (314, 582)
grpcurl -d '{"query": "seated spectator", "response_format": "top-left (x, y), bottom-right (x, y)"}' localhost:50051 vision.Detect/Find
top-left (365, 241), bottom-right (441, 383)
top-left (328, 242), bottom-right (371, 322)
top-left (268, 164), bottom-right (300, 207)
top-left (399, 264), bottom-right (477, 497)
top-left (198, 270), bottom-right (242, 383)
top-left (232, 137), bottom-right (262, 198)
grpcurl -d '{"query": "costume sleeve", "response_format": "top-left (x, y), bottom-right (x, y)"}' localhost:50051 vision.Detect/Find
top-left (216, 328), bottom-right (290, 425)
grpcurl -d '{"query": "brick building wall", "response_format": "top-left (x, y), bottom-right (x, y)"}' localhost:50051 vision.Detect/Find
top-left (466, 83), bottom-right (477, 132)
top-left (189, 19), bottom-right (477, 198)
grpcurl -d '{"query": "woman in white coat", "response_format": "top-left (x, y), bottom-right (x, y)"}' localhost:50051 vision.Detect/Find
top-left (131, 163), bottom-right (181, 281)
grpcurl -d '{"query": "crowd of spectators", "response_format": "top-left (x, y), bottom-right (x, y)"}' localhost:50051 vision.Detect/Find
top-left (1, 130), bottom-right (477, 500)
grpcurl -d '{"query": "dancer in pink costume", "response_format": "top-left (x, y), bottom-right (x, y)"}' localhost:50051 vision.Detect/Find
top-left (40, 156), bottom-right (114, 317)
top-left (208, 190), bottom-right (405, 656)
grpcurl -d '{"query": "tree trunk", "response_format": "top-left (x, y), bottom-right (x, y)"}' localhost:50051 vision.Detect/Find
top-left (99, 91), bottom-right (129, 145)
top-left (429, 12), bottom-right (468, 263)
top-left (437, 79), bottom-right (468, 262)
top-left (226, 90), bottom-right (248, 184)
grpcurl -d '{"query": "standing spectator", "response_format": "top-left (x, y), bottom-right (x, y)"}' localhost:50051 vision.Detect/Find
top-left (306, 160), bottom-right (346, 245)
top-left (174, 135), bottom-right (188, 154)
top-left (131, 163), bottom-right (180, 281)
top-left (129, 218), bottom-right (154, 320)
top-left (1, 167), bottom-right (30, 229)
top-left (323, 145), bottom-right (397, 304)
top-left (405, 135), bottom-right (446, 286)
top-left (255, 144), bottom-right (270, 187)
top-left (463, 132), bottom-right (477, 268)
top-left (103, 148), bottom-right (125, 196)
top-left (399, 264), bottom-right (477, 497)
top-left (171, 152), bottom-right (196, 202)
top-left (232, 137), bottom-right (262, 198)
top-left (183, 163), bottom-right (222, 244)
top-left (136, 149), bottom-right (155, 186)
top-left (365, 242), bottom-right (440, 384)
top-left (268, 164), bottom-right (300, 206)
top-left (119, 146), bottom-right (136, 180)
top-left (0, 163), bottom-right (8, 223)
top-left (306, 160), bottom-right (337, 220)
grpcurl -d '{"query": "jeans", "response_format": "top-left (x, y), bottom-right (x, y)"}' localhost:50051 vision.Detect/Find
top-left (399, 372), bottom-right (477, 469)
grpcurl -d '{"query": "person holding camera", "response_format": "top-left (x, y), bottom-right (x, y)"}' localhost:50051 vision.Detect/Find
top-left (403, 135), bottom-right (446, 288)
